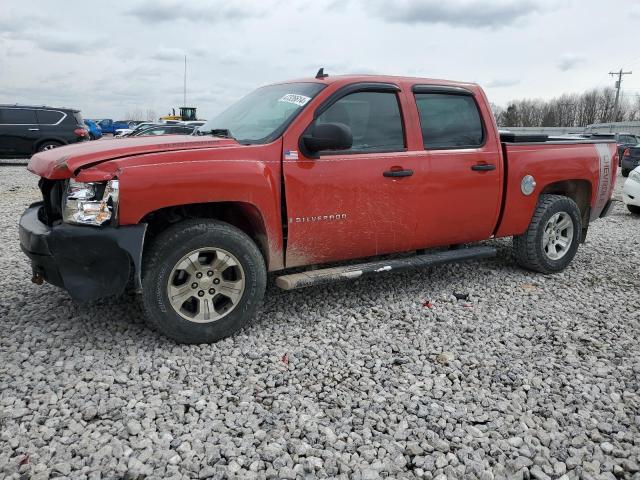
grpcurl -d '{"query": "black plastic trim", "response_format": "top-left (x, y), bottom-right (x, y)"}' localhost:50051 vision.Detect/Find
top-left (411, 84), bottom-right (474, 96)
top-left (19, 203), bottom-right (147, 302)
top-left (313, 82), bottom-right (401, 119)
top-left (503, 139), bottom-right (617, 146)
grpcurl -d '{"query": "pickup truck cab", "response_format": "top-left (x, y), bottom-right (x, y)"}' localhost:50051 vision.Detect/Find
top-left (20, 73), bottom-right (617, 343)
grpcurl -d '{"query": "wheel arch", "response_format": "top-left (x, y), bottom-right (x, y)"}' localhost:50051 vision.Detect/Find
top-left (32, 137), bottom-right (67, 153)
top-left (538, 179), bottom-right (592, 232)
top-left (140, 201), bottom-right (272, 269)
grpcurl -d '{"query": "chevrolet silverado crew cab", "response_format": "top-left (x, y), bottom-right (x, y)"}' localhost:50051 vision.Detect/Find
top-left (20, 72), bottom-right (617, 343)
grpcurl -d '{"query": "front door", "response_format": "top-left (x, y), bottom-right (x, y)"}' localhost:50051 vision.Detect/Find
top-left (0, 108), bottom-right (40, 156)
top-left (282, 85), bottom-right (426, 268)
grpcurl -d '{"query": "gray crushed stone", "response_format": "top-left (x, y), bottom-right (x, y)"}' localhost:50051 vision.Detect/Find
top-left (0, 165), bottom-right (638, 479)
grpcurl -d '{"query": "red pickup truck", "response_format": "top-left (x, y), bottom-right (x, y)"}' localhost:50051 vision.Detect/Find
top-left (20, 72), bottom-right (617, 343)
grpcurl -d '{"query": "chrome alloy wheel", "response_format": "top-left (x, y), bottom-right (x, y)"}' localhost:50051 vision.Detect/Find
top-left (166, 247), bottom-right (245, 323)
top-left (42, 144), bottom-right (58, 151)
top-left (543, 212), bottom-right (574, 260)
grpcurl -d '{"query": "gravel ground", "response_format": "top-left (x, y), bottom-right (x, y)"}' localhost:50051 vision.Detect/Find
top-left (1, 165), bottom-right (639, 480)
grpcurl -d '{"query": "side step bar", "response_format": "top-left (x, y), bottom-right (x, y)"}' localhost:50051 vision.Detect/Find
top-left (275, 246), bottom-right (497, 290)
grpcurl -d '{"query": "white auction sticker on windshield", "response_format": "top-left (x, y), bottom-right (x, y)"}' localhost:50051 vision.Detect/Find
top-left (278, 94), bottom-right (311, 107)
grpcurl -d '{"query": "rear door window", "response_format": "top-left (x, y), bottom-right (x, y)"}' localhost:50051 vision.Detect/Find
top-left (36, 110), bottom-right (65, 125)
top-left (414, 93), bottom-right (484, 149)
top-left (1, 108), bottom-right (38, 124)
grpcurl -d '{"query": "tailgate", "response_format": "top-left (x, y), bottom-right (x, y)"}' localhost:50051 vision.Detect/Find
top-left (591, 142), bottom-right (617, 220)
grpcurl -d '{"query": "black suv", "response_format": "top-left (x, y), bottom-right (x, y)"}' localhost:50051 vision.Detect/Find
top-left (0, 105), bottom-right (88, 158)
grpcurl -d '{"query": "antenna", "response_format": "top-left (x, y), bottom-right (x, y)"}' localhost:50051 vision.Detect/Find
top-left (316, 67), bottom-right (328, 79)
top-left (184, 55), bottom-right (187, 108)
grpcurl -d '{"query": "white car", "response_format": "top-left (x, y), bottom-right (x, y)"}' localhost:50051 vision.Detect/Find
top-left (114, 122), bottom-right (157, 138)
top-left (114, 128), bottom-right (133, 137)
top-left (622, 166), bottom-right (640, 214)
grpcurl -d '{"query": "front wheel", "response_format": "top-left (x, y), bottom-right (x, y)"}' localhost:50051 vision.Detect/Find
top-left (142, 219), bottom-right (267, 344)
top-left (621, 168), bottom-right (630, 177)
top-left (513, 194), bottom-right (582, 274)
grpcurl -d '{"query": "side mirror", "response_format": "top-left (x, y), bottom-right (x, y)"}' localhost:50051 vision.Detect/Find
top-left (303, 122), bottom-right (352, 153)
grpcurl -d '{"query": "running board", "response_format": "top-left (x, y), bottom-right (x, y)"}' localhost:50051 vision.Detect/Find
top-left (275, 246), bottom-right (497, 290)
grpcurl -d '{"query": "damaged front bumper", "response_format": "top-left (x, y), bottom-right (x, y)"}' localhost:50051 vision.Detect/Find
top-left (19, 202), bottom-right (146, 302)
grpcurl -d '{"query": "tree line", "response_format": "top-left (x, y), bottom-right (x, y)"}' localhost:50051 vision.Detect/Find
top-left (493, 87), bottom-right (640, 128)
top-left (123, 108), bottom-right (158, 122)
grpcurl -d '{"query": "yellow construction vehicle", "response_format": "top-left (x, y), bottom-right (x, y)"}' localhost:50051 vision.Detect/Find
top-left (160, 107), bottom-right (198, 122)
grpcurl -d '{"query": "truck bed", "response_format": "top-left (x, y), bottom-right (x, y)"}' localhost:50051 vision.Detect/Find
top-left (496, 139), bottom-right (617, 238)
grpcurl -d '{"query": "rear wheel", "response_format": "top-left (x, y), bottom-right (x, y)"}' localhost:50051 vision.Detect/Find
top-left (621, 168), bottom-right (630, 177)
top-left (37, 141), bottom-right (62, 152)
top-left (628, 204), bottom-right (640, 215)
top-left (513, 194), bottom-right (581, 274)
top-left (142, 219), bottom-right (267, 343)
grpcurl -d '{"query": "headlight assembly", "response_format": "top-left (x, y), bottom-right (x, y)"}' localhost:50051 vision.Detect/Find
top-left (63, 178), bottom-right (119, 226)
top-left (629, 169), bottom-right (640, 184)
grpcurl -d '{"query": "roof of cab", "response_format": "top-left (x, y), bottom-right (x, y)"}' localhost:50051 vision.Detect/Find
top-left (274, 74), bottom-right (481, 91)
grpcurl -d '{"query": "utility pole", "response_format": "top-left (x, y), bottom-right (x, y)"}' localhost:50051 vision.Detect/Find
top-left (609, 69), bottom-right (632, 122)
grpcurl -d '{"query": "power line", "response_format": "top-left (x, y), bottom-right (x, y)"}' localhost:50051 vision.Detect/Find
top-left (609, 69), bottom-right (632, 121)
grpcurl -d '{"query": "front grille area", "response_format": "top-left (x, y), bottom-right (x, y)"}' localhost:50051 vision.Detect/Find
top-left (38, 178), bottom-right (65, 226)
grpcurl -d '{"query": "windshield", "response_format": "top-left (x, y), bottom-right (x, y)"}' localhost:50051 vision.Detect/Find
top-left (197, 82), bottom-right (325, 143)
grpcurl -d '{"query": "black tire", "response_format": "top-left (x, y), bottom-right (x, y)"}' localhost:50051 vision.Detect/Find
top-left (37, 141), bottom-right (63, 152)
top-left (628, 204), bottom-right (640, 215)
top-left (513, 194), bottom-right (582, 274)
top-left (621, 168), bottom-right (630, 177)
top-left (142, 219), bottom-right (266, 344)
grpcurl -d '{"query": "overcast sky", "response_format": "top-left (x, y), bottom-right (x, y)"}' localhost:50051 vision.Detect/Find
top-left (1, 0), bottom-right (640, 120)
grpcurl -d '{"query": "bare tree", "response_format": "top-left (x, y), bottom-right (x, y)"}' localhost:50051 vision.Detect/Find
top-left (124, 109), bottom-right (145, 121)
top-left (497, 87), bottom-right (637, 127)
top-left (145, 109), bottom-right (158, 122)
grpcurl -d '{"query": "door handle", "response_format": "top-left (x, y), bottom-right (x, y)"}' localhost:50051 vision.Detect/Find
top-left (383, 169), bottom-right (413, 178)
top-left (28, 128), bottom-right (39, 131)
top-left (471, 163), bottom-right (496, 171)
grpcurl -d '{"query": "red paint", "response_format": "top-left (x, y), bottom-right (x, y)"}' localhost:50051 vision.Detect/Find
top-left (26, 75), bottom-right (617, 273)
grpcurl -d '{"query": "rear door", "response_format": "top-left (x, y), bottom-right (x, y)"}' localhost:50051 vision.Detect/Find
top-left (410, 86), bottom-right (502, 246)
top-left (0, 108), bottom-right (40, 156)
top-left (282, 83), bottom-right (427, 267)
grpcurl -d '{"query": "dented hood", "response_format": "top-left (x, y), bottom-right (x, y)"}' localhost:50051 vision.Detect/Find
top-left (28, 135), bottom-right (238, 179)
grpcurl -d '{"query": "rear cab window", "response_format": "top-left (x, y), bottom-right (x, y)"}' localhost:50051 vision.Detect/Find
top-left (314, 90), bottom-right (405, 153)
top-left (413, 88), bottom-right (484, 149)
top-left (620, 135), bottom-right (638, 144)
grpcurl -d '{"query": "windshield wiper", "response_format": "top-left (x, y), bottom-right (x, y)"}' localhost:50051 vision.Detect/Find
top-left (209, 128), bottom-right (235, 140)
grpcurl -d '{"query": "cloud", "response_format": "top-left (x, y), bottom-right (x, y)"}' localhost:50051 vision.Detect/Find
top-left (150, 46), bottom-right (209, 62)
top-left (486, 79), bottom-right (521, 88)
top-left (127, 0), bottom-right (259, 24)
top-left (557, 54), bottom-right (586, 71)
top-left (0, 13), bottom-right (48, 37)
top-left (35, 36), bottom-right (98, 55)
top-left (151, 47), bottom-right (188, 62)
top-left (366, 0), bottom-right (541, 28)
